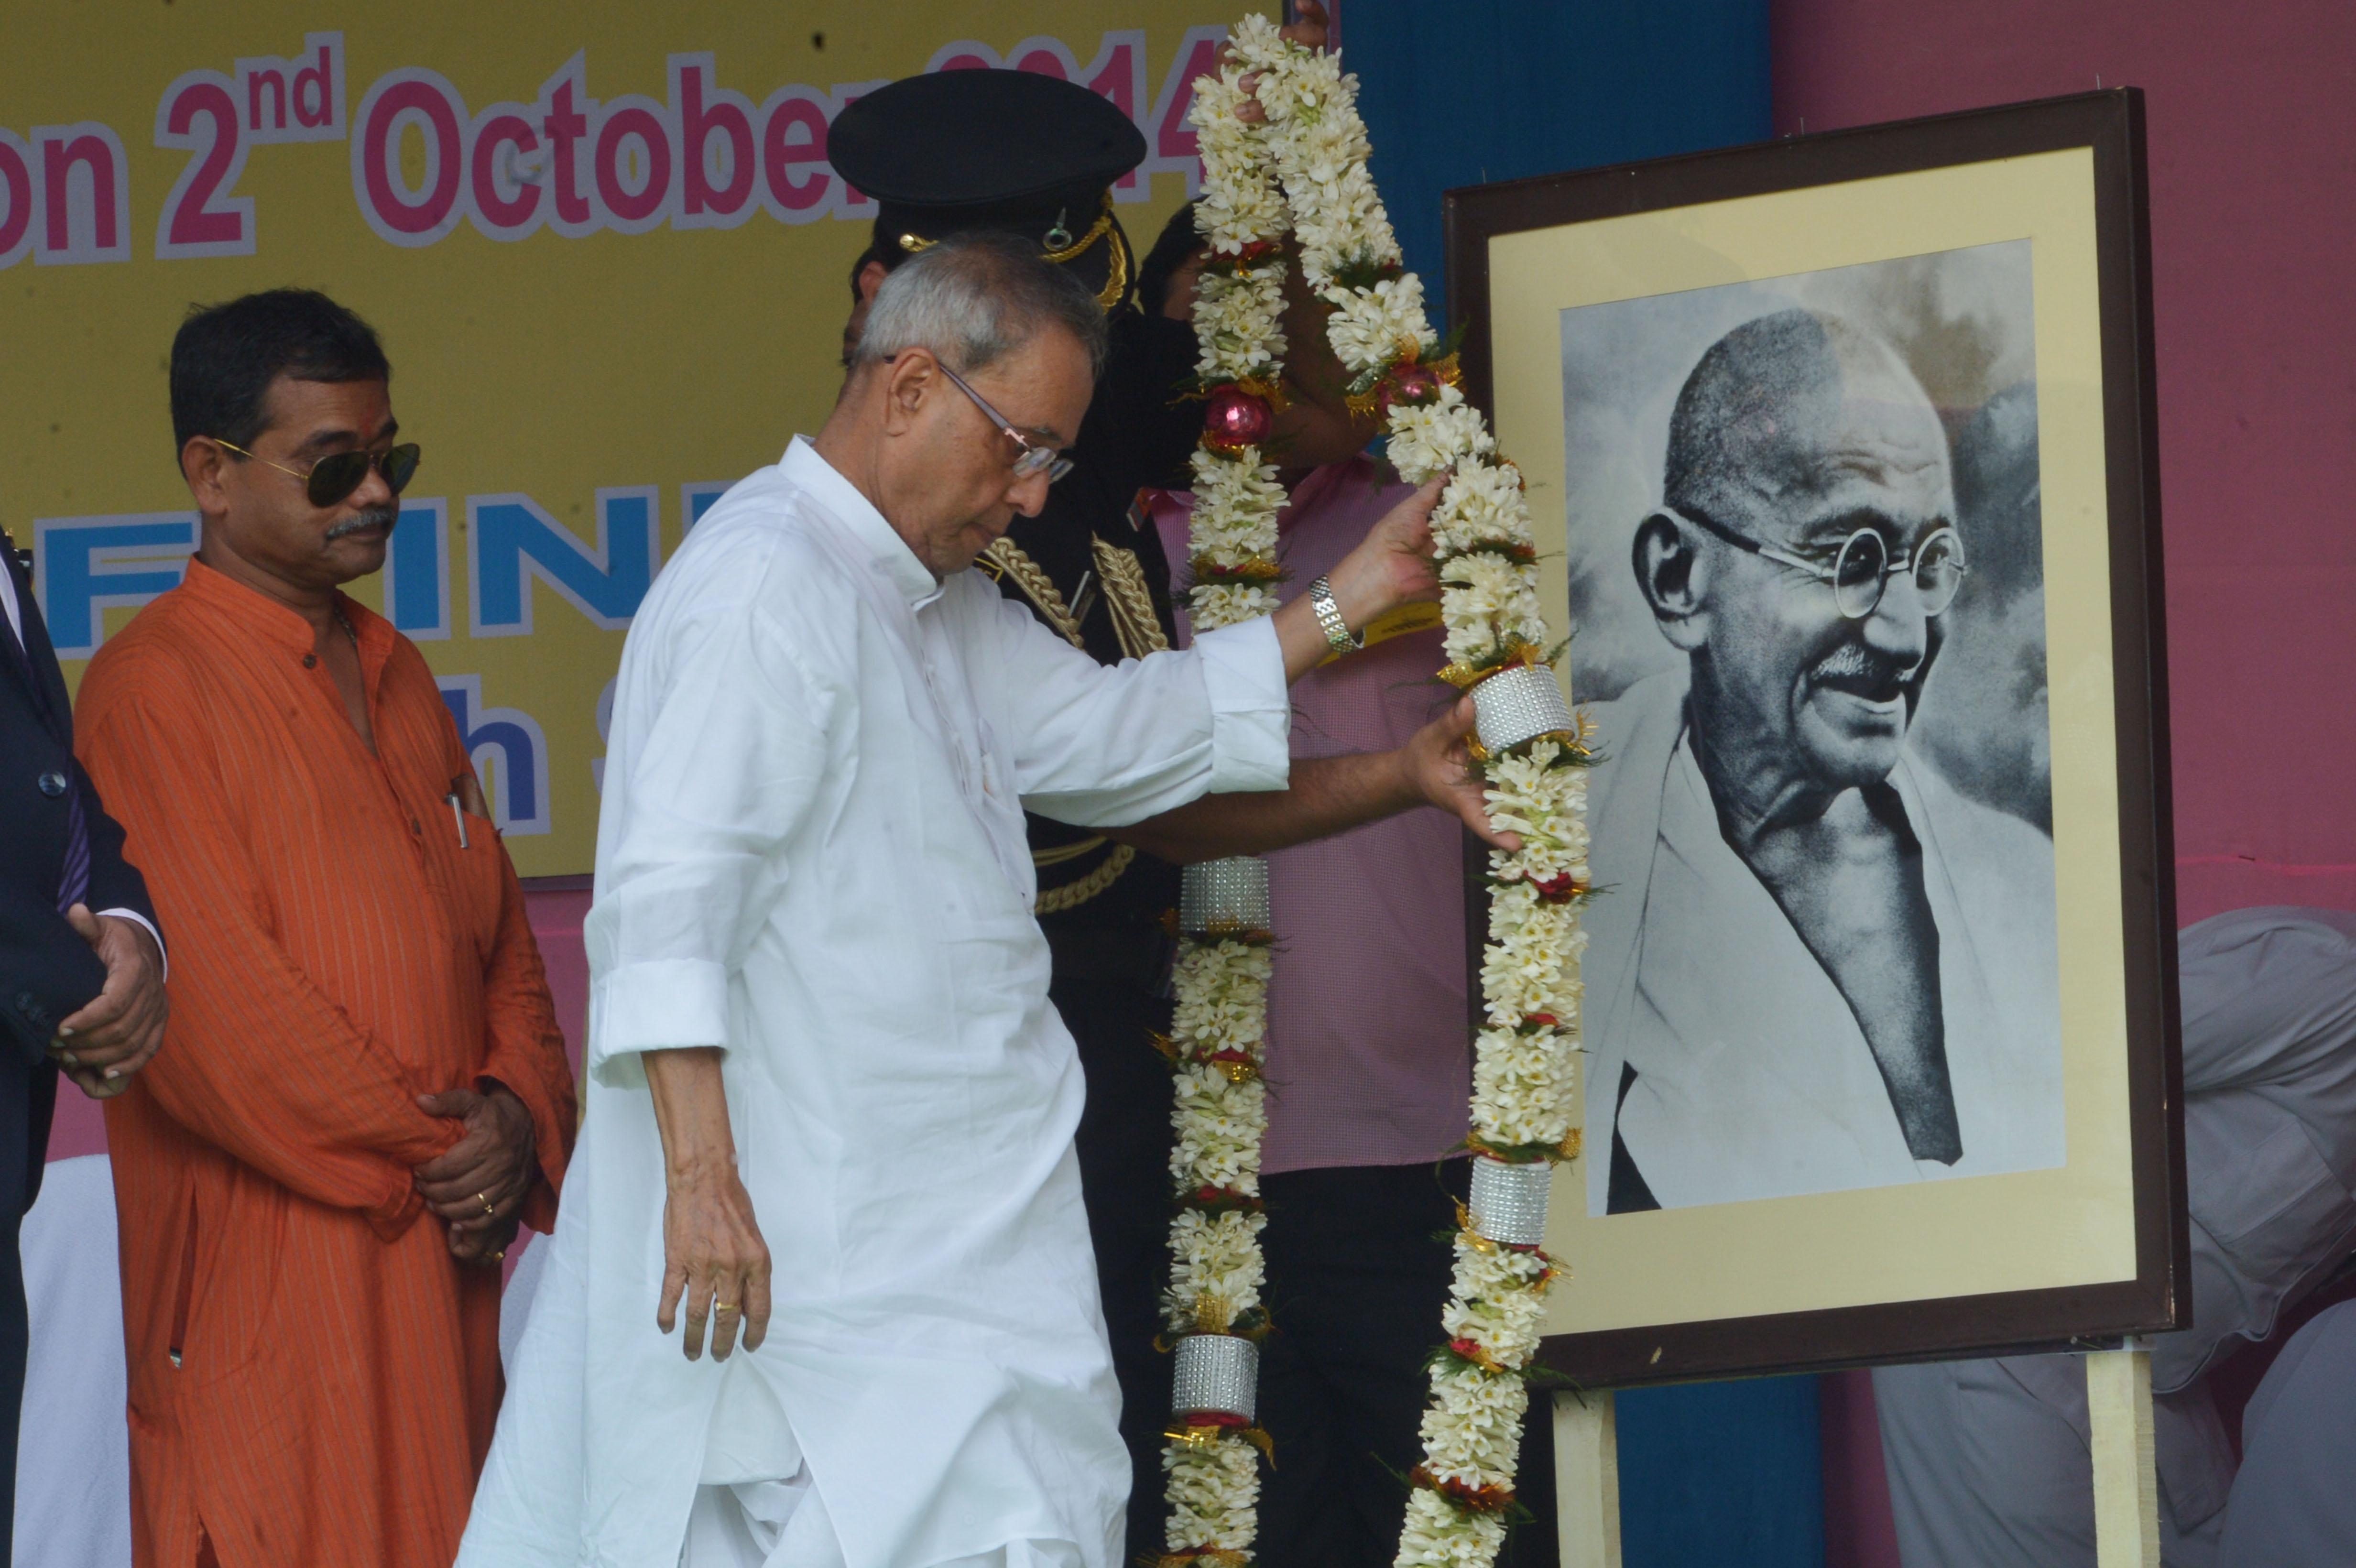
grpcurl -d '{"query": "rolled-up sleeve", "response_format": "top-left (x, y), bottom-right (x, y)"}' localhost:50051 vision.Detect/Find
top-left (1190, 616), bottom-right (1290, 794)
top-left (984, 588), bottom-right (1289, 828)
top-left (586, 595), bottom-right (828, 1085)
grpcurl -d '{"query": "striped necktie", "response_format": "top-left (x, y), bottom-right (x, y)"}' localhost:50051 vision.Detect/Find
top-left (3, 562), bottom-right (90, 911)
top-left (55, 782), bottom-right (90, 913)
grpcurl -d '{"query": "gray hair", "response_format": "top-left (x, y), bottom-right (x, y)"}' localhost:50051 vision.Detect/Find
top-left (853, 230), bottom-right (1109, 380)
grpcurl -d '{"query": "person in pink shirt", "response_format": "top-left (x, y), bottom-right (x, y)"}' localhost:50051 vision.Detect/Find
top-left (1146, 457), bottom-right (1556, 1564)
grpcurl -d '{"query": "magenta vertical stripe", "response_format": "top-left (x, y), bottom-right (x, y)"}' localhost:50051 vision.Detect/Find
top-left (1818, 1369), bottom-right (1902, 1568)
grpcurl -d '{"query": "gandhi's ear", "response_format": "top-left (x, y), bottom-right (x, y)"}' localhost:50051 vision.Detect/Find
top-left (1633, 511), bottom-right (1712, 653)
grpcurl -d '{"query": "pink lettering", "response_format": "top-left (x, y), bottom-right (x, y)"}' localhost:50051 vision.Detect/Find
top-left (594, 103), bottom-right (670, 225)
top-left (240, 33), bottom-right (344, 146)
top-left (1145, 28), bottom-right (1228, 196)
top-left (1157, 35), bottom-right (1222, 167)
top-left (543, 80), bottom-right (591, 227)
top-left (1081, 33), bottom-right (1145, 196)
top-left (0, 140), bottom-right (29, 261)
top-left (247, 70), bottom-right (289, 133)
top-left (470, 113), bottom-right (539, 230)
top-left (679, 65), bottom-right (752, 218)
top-left (294, 41), bottom-right (334, 129)
top-left (43, 134), bottom-right (117, 254)
top-left (165, 81), bottom-right (246, 248)
top-left (760, 91), bottom-right (829, 214)
top-left (357, 76), bottom-right (463, 240)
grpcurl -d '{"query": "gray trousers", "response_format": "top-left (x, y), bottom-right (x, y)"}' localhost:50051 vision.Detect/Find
top-left (1874, 907), bottom-right (2356, 1568)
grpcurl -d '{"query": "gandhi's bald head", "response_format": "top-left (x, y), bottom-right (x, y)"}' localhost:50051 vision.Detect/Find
top-left (1664, 309), bottom-right (1951, 529)
top-left (1633, 310), bottom-right (1959, 809)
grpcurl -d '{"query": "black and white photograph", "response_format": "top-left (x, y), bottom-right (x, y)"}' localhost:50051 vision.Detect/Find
top-left (1566, 242), bottom-right (2071, 1214)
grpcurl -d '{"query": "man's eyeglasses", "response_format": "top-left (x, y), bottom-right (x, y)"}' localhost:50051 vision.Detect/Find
top-left (1666, 504), bottom-right (1968, 620)
top-left (212, 437), bottom-right (423, 510)
top-left (922, 359), bottom-right (1074, 483)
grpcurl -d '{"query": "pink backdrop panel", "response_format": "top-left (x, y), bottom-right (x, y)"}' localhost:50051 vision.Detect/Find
top-left (1771, 0), bottom-right (2356, 925)
top-left (526, 885), bottom-right (592, 1084)
top-left (45, 1071), bottom-right (107, 1163)
top-left (1819, 1368), bottom-right (1900, 1568)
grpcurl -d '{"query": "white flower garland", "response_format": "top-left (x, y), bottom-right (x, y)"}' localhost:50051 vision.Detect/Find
top-left (1226, 18), bottom-right (1592, 1565)
top-left (1154, 49), bottom-right (1292, 1568)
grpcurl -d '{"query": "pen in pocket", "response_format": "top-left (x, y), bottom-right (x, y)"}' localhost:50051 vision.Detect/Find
top-left (444, 793), bottom-right (469, 849)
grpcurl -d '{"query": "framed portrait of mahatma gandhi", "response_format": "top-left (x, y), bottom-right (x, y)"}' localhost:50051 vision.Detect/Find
top-left (1448, 90), bottom-right (2182, 1385)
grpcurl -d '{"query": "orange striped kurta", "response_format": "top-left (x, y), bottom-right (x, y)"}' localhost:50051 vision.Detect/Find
top-left (74, 559), bottom-right (578, 1568)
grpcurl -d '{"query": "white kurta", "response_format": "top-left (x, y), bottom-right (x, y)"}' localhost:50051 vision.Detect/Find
top-left (459, 438), bottom-right (1290, 1568)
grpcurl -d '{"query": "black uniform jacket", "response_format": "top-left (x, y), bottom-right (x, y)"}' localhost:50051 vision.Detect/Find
top-left (981, 307), bottom-right (1203, 955)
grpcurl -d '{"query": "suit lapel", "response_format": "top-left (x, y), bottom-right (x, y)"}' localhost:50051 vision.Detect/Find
top-left (0, 539), bottom-right (73, 744)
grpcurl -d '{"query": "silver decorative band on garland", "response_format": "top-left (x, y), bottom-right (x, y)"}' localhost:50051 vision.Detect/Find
top-left (1470, 664), bottom-right (1578, 755)
top-left (1179, 855), bottom-right (1274, 934)
top-left (1171, 1333), bottom-right (1261, 1422)
top-left (1466, 1155), bottom-right (1554, 1249)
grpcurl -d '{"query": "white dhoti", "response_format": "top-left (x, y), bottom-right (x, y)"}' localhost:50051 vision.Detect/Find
top-left (681, 1478), bottom-right (1087, 1568)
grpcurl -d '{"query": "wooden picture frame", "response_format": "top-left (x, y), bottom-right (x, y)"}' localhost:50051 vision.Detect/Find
top-left (1447, 90), bottom-right (2184, 1387)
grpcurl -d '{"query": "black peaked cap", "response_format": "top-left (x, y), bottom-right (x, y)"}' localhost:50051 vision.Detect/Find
top-left (831, 71), bottom-right (1149, 303)
top-left (831, 69), bottom-right (1146, 210)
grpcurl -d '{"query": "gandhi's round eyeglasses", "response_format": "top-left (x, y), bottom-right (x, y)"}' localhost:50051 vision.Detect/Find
top-left (1668, 505), bottom-right (1968, 620)
top-left (916, 357), bottom-right (1074, 483)
top-left (212, 437), bottom-right (422, 509)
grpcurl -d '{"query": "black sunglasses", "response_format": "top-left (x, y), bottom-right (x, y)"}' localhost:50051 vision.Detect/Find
top-left (214, 438), bottom-right (423, 509)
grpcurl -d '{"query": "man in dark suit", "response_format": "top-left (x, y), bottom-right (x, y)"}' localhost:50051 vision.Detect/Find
top-left (0, 524), bottom-right (166, 1563)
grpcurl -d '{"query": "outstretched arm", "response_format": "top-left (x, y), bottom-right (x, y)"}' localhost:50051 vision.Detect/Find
top-left (1264, 477), bottom-right (1443, 682)
top-left (1106, 694), bottom-right (1520, 863)
top-left (1005, 479), bottom-right (1444, 826)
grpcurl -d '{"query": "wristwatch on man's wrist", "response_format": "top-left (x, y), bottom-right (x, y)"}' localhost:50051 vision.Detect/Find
top-left (1308, 574), bottom-right (1363, 655)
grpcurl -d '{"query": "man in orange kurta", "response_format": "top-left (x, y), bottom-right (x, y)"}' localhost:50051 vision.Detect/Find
top-left (74, 290), bottom-right (577, 1568)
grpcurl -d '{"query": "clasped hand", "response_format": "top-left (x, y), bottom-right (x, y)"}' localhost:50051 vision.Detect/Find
top-left (48, 904), bottom-right (166, 1100)
top-left (414, 1087), bottom-right (537, 1266)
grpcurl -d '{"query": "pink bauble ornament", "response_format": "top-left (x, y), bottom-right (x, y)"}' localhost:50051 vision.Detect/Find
top-left (1385, 362), bottom-right (1441, 408)
top-left (1204, 386), bottom-right (1274, 448)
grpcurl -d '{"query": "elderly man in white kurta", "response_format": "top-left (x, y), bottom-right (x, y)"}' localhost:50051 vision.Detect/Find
top-left (458, 235), bottom-right (1445, 1568)
top-left (1583, 308), bottom-right (2065, 1215)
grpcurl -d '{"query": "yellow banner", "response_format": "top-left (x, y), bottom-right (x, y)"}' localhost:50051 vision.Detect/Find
top-left (5, 1), bottom-right (1217, 875)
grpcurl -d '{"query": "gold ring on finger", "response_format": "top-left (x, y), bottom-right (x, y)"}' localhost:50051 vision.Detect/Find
top-left (714, 1302), bottom-right (737, 1314)
top-left (478, 1192), bottom-right (495, 1216)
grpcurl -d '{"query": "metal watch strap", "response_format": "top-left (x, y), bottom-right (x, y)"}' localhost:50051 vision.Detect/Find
top-left (1308, 574), bottom-right (1363, 654)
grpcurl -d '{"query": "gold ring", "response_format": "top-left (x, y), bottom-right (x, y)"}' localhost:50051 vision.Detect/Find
top-left (478, 1192), bottom-right (495, 1215)
top-left (714, 1302), bottom-right (737, 1314)
top-left (490, 1248), bottom-right (505, 1263)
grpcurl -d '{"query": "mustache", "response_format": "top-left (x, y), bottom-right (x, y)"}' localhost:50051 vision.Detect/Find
top-left (325, 504), bottom-right (399, 541)
top-left (1809, 640), bottom-right (1920, 701)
